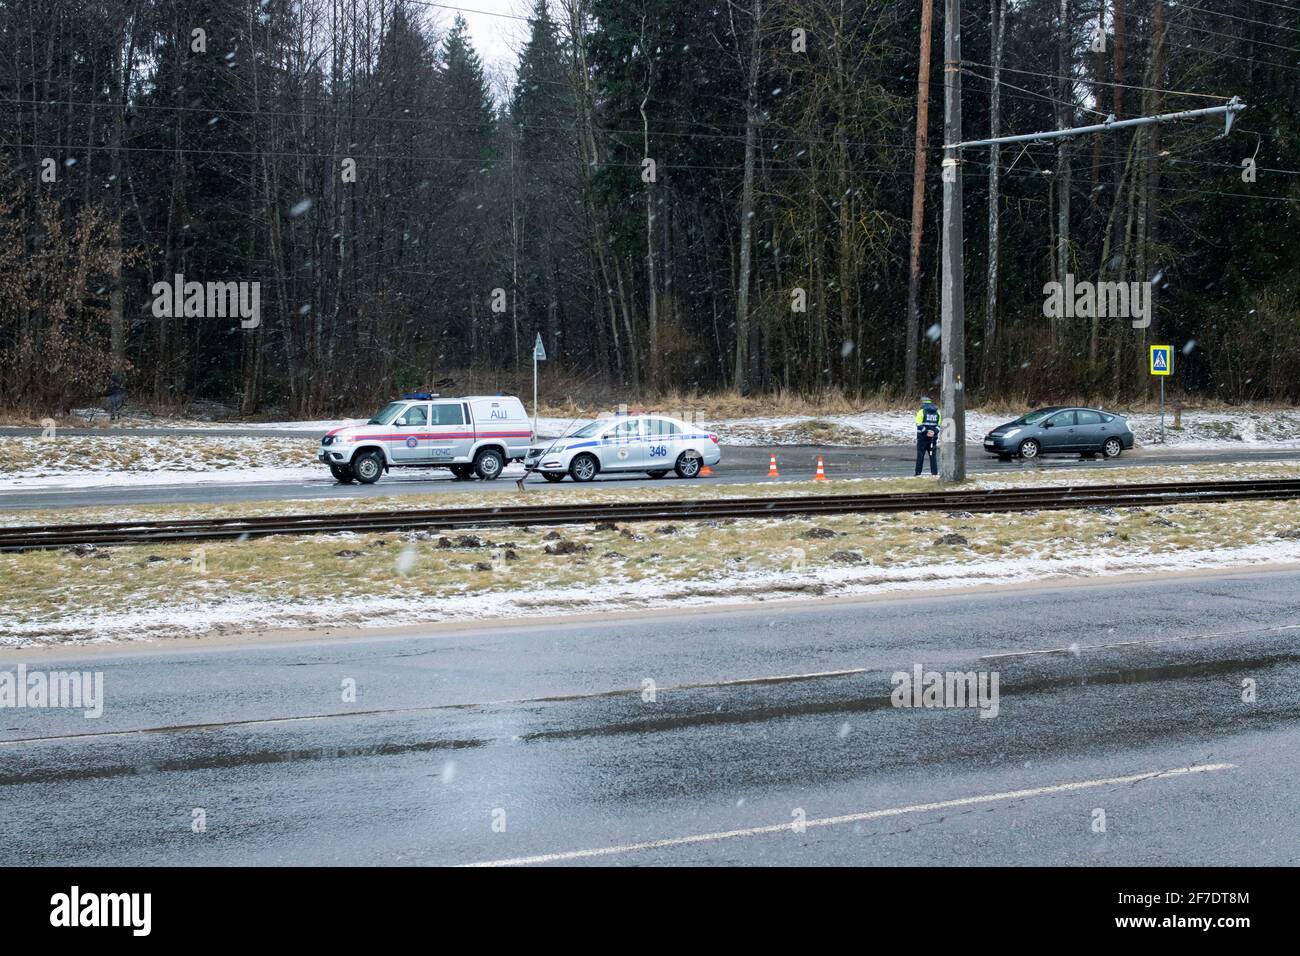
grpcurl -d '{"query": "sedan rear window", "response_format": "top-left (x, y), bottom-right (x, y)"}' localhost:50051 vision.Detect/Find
top-left (646, 419), bottom-right (682, 436)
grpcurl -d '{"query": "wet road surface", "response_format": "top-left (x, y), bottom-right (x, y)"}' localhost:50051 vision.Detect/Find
top-left (2, 567), bottom-right (1297, 865)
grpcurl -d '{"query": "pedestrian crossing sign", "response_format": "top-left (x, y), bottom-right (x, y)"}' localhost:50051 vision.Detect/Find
top-left (1150, 345), bottom-right (1173, 376)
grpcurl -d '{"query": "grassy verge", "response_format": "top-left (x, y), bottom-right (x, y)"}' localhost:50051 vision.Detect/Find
top-left (2, 489), bottom-right (1298, 646)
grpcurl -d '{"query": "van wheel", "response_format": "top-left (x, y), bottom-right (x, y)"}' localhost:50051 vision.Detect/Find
top-left (474, 448), bottom-right (504, 480)
top-left (674, 453), bottom-right (702, 479)
top-left (329, 464), bottom-right (355, 484)
top-left (450, 465), bottom-right (475, 480)
top-left (352, 451), bottom-right (384, 484)
top-left (569, 454), bottom-right (598, 482)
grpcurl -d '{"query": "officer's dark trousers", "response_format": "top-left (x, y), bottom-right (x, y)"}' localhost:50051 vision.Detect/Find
top-left (915, 434), bottom-right (937, 475)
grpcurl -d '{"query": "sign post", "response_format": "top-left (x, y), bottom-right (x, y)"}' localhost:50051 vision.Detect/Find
top-left (532, 333), bottom-right (546, 439)
top-left (1150, 345), bottom-right (1173, 443)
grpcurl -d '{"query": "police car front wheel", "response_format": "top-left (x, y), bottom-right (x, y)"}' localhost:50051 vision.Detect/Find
top-left (569, 453), bottom-right (598, 482)
top-left (353, 451), bottom-right (384, 484)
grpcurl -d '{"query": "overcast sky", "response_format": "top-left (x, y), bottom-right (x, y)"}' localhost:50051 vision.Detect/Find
top-left (421, 0), bottom-right (533, 92)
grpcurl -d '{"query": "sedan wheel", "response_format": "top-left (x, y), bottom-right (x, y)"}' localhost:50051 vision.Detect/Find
top-left (353, 451), bottom-right (384, 484)
top-left (569, 453), bottom-right (598, 482)
top-left (674, 453), bottom-right (702, 479)
top-left (1018, 439), bottom-right (1040, 460)
top-left (1102, 437), bottom-right (1124, 459)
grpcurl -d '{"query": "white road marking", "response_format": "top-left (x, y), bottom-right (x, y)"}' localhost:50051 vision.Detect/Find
top-left (460, 762), bottom-right (1236, 867)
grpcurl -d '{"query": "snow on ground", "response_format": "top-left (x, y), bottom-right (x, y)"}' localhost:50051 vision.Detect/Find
top-left (6, 536), bottom-right (1299, 647)
top-left (688, 408), bottom-right (1300, 449)
top-left (10, 407), bottom-right (1300, 488)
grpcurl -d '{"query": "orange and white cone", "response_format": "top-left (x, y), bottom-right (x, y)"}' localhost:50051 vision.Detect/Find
top-left (699, 460), bottom-right (714, 476)
top-left (767, 454), bottom-right (780, 478)
top-left (814, 456), bottom-right (827, 481)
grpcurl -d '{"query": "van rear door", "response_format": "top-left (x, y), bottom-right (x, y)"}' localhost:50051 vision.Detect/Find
top-left (469, 397), bottom-right (533, 459)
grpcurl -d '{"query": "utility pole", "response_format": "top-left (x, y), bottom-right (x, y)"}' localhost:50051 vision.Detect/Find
top-left (938, 0), bottom-right (964, 483)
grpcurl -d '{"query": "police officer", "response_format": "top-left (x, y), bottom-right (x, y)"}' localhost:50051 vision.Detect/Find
top-left (914, 395), bottom-right (940, 476)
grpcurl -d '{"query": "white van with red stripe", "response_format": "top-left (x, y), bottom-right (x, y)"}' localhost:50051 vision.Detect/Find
top-left (318, 394), bottom-right (533, 484)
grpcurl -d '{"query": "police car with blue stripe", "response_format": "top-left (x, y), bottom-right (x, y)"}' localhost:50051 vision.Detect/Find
top-left (524, 414), bottom-right (721, 482)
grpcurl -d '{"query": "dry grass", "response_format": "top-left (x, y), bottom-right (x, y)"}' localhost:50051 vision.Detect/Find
top-left (3, 494), bottom-right (1297, 645)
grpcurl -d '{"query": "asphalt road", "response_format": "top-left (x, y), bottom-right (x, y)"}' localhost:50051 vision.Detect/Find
top-left (2, 443), bottom-right (1297, 511)
top-left (2, 567), bottom-right (1297, 865)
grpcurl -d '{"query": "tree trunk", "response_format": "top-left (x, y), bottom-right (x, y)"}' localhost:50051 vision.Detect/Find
top-left (905, 0), bottom-right (935, 398)
top-left (734, 0), bottom-right (762, 394)
top-left (983, 0), bottom-right (1005, 390)
top-left (1053, 0), bottom-right (1073, 353)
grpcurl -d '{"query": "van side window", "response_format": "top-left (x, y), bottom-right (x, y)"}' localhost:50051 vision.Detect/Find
top-left (432, 404), bottom-right (465, 426)
top-left (395, 404), bottom-right (428, 427)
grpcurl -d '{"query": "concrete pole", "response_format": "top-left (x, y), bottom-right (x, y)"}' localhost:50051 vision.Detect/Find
top-left (939, 0), bottom-right (966, 482)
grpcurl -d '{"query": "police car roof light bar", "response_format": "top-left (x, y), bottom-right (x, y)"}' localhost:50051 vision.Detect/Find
top-left (400, 392), bottom-right (439, 400)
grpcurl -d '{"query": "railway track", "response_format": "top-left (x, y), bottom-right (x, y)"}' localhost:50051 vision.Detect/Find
top-left (1, 477), bottom-right (1297, 552)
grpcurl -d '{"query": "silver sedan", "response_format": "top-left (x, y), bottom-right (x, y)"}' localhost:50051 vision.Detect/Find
top-left (524, 415), bottom-right (721, 482)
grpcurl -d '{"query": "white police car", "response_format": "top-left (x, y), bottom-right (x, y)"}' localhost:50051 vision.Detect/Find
top-left (524, 414), bottom-right (720, 482)
top-left (319, 394), bottom-right (533, 484)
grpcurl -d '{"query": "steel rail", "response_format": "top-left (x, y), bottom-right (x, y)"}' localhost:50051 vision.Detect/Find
top-left (0, 478), bottom-right (1297, 552)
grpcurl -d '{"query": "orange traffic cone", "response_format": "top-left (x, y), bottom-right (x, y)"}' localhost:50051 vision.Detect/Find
top-left (814, 456), bottom-right (827, 481)
top-left (700, 463), bottom-right (713, 476)
top-left (767, 454), bottom-right (780, 477)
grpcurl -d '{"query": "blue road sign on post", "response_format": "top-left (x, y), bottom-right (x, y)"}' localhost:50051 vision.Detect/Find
top-left (1150, 345), bottom-right (1173, 376)
top-left (1150, 345), bottom-right (1174, 442)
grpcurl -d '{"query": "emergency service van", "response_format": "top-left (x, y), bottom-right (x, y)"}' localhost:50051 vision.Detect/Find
top-left (318, 394), bottom-right (533, 484)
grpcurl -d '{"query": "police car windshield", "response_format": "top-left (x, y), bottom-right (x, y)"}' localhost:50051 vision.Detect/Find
top-left (569, 419), bottom-right (609, 438)
top-left (1013, 409), bottom-right (1056, 425)
top-left (368, 402), bottom-right (404, 425)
